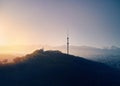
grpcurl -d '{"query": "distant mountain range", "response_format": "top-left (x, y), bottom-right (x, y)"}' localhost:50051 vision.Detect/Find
top-left (89, 55), bottom-right (120, 70)
top-left (0, 49), bottom-right (120, 86)
top-left (0, 45), bottom-right (120, 57)
top-left (52, 45), bottom-right (120, 70)
top-left (52, 45), bottom-right (120, 57)
top-left (53, 45), bottom-right (120, 70)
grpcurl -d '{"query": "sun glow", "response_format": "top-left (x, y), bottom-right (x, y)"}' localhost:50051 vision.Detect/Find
top-left (0, 13), bottom-right (29, 45)
top-left (0, 14), bottom-right (31, 56)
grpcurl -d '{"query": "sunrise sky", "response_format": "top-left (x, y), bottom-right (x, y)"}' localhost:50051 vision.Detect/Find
top-left (0, 0), bottom-right (120, 50)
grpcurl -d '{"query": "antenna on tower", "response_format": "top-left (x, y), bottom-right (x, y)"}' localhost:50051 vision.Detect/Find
top-left (67, 29), bottom-right (69, 54)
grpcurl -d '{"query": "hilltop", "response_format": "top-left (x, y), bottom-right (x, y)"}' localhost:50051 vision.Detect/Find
top-left (0, 49), bottom-right (120, 86)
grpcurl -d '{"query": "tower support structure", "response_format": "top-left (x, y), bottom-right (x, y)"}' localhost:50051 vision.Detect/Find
top-left (67, 32), bottom-right (69, 54)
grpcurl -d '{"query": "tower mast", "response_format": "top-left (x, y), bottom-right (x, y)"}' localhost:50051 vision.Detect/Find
top-left (67, 29), bottom-right (69, 54)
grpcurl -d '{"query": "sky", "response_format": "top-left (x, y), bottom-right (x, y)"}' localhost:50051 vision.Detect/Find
top-left (0, 0), bottom-right (120, 49)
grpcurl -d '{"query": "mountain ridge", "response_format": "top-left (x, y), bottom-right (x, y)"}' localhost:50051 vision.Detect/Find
top-left (0, 49), bottom-right (120, 86)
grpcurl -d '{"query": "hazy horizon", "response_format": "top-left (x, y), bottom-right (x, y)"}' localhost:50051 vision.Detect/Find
top-left (0, 44), bottom-right (120, 56)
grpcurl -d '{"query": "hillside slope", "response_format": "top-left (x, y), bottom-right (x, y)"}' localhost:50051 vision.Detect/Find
top-left (0, 49), bottom-right (120, 86)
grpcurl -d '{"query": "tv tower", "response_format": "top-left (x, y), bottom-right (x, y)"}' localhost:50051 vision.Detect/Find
top-left (67, 29), bottom-right (69, 54)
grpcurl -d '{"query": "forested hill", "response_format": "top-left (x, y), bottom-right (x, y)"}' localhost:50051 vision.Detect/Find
top-left (0, 49), bottom-right (120, 86)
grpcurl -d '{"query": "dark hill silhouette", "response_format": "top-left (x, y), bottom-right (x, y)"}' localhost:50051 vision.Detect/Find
top-left (0, 49), bottom-right (120, 86)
